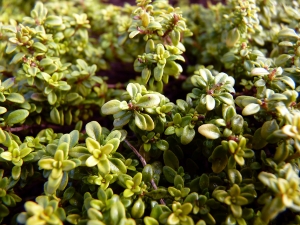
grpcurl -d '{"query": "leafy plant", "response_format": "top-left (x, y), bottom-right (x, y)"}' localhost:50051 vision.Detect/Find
top-left (0, 0), bottom-right (300, 224)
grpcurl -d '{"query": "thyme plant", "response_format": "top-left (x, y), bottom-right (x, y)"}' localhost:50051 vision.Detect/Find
top-left (0, 0), bottom-right (300, 224)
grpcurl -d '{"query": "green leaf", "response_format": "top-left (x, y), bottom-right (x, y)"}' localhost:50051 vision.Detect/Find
top-left (144, 217), bottom-right (159, 225)
top-left (142, 165), bottom-right (153, 183)
top-left (142, 113), bottom-right (155, 131)
top-left (110, 201), bottom-right (125, 225)
top-left (261, 120), bottom-right (279, 140)
top-left (196, 220), bottom-right (207, 225)
top-left (6, 43), bottom-right (17, 54)
top-left (129, 30), bottom-right (140, 39)
top-left (165, 126), bottom-right (175, 135)
top-left (278, 28), bottom-right (299, 39)
top-left (114, 112), bottom-right (132, 128)
top-left (126, 83), bottom-right (140, 99)
top-left (86, 138), bottom-right (101, 153)
top-left (86, 156), bottom-right (100, 167)
top-left (66, 214), bottom-right (81, 224)
top-left (12, 165), bottom-right (21, 180)
top-left (156, 140), bottom-right (169, 151)
top-left (48, 92), bottom-right (57, 105)
top-left (145, 188), bottom-right (168, 200)
top-left (109, 158), bottom-right (127, 174)
top-left (273, 142), bottom-right (290, 163)
top-left (199, 174), bottom-right (209, 190)
top-left (147, 21), bottom-right (162, 30)
top-left (0, 204), bottom-right (9, 217)
top-left (212, 189), bottom-right (228, 203)
top-left (106, 138), bottom-right (120, 153)
top-left (252, 128), bottom-right (268, 150)
top-left (2, 78), bottom-right (14, 90)
top-left (86, 121), bottom-right (102, 142)
top-left (68, 130), bottom-right (79, 149)
top-left (181, 126), bottom-right (195, 145)
top-left (168, 213), bottom-right (179, 225)
top-left (136, 94), bottom-right (160, 108)
top-left (164, 61), bottom-right (182, 76)
top-left (231, 115), bottom-right (244, 134)
top-left (88, 208), bottom-right (103, 221)
top-left (226, 28), bottom-right (240, 47)
top-left (217, 93), bottom-right (234, 105)
top-left (69, 146), bottom-right (89, 158)
top-left (0, 107), bottom-right (7, 115)
top-left (222, 52), bottom-right (238, 65)
top-left (97, 159), bottom-right (110, 176)
top-left (0, 129), bottom-right (6, 144)
top-left (228, 169), bottom-right (242, 184)
top-left (19, 147), bottom-right (32, 158)
top-left (62, 160), bottom-right (76, 171)
top-left (174, 175), bottom-right (184, 188)
top-left (181, 203), bottom-right (193, 214)
top-left (268, 93), bottom-right (287, 101)
top-left (106, 131), bottom-right (122, 142)
top-left (45, 15), bottom-right (63, 26)
top-left (0, 93), bottom-right (5, 102)
top-left (280, 76), bottom-right (295, 89)
top-left (173, 113), bottom-right (182, 125)
top-left (50, 107), bottom-right (61, 124)
top-left (39, 58), bottom-right (53, 67)
top-left (145, 39), bottom-right (155, 53)
top-left (31, 93), bottom-right (47, 102)
top-left (76, 59), bottom-right (88, 70)
top-left (101, 100), bottom-right (121, 115)
top-left (206, 95), bottom-right (215, 111)
top-left (6, 109), bottom-right (29, 125)
top-left (209, 145), bottom-right (228, 173)
top-left (39, 158), bottom-right (55, 170)
top-left (142, 67), bottom-right (151, 84)
top-left (63, 186), bottom-right (75, 200)
top-left (163, 166), bottom-right (177, 183)
top-left (251, 68), bottom-right (269, 76)
top-left (134, 111), bottom-right (147, 130)
top-left (132, 172), bottom-right (142, 186)
top-left (242, 103), bottom-right (260, 116)
top-left (131, 197), bottom-right (145, 219)
top-left (275, 54), bottom-right (291, 66)
top-left (231, 204), bottom-right (242, 218)
top-left (10, 52), bottom-right (25, 64)
top-left (198, 124), bottom-right (221, 139)
top-left (170, 30), bottom-right (180, 46)
top-left (33, 42), bottom-right (47, 52)
top-left (154, 66), bottom-right (164, 81)
top-left (163, 150), bottom-right (179, 170)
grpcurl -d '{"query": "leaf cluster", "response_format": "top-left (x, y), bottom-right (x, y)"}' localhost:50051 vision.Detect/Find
top-left (0, 0), bottom-right (300, 225)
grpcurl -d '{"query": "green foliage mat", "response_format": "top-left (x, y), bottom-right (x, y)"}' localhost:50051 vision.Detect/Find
top-left (0, 0), bottom-right (300, 224)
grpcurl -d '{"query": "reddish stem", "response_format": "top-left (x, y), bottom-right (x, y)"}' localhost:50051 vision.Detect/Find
top-left (124, 139), bottom-right (166, 205)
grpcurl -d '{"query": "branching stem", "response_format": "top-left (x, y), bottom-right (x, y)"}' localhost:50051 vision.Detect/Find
top-left (286, 151), bottom-right (300, 162)
top-left (124, 139), bottom-right (166, 205)
top-left (5, 124), bottom-right (62, 132)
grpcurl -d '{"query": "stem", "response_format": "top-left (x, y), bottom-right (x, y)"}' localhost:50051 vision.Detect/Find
top-left (107, 83), bottom-right (124, 89)
top-left (6, 123), bottom-right (62, 132)
top-left (286, 151), bottom-right (300, 162)
top-left (124, 139), bottom-right (147, 167)
top-left (124, 139), bottom-right (166, 205)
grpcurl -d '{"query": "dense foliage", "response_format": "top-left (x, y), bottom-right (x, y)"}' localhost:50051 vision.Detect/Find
top-left (0, 0), bottom-right (300, 224)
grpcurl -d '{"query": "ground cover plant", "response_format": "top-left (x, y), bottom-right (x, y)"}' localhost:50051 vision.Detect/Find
top-left (0, 0), bottom-right (300, 224)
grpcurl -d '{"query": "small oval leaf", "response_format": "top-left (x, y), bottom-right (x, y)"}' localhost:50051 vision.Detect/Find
top-left (6, 109), bottom-right (29, 125)
top-left (198, 124), bottom-right (221, 139)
